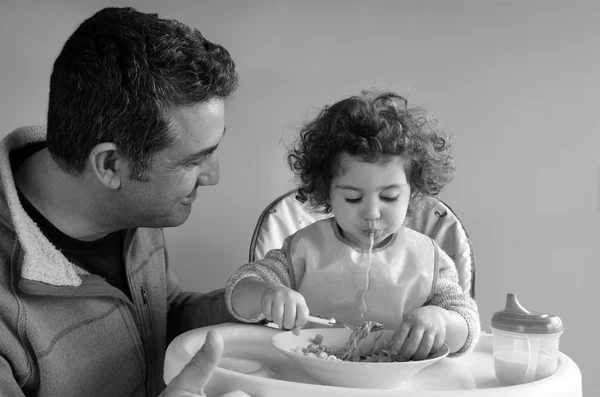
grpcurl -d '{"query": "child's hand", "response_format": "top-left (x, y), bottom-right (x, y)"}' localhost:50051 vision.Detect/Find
top-left (261, 283), bottom-right (309, 335)
top-left (388, 306), bottom-right (447, 361)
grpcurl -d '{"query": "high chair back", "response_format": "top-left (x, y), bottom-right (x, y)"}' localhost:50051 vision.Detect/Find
top-left (249, 189), bottom-right (476, 298)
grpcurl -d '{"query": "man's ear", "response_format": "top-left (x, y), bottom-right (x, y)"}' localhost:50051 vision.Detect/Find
top-left (88, 143), bottom-right (127, 190)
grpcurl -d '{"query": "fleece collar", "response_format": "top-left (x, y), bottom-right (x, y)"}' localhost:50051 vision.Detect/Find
top-left (0, 125), bottom-right (82, 287)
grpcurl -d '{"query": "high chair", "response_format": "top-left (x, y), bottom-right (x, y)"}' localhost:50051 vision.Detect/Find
top-left (248, 188), bottom-right (476, 298)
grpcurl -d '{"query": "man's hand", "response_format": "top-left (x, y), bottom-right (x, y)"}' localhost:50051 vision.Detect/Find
top-left (159, 330), bottom-right (250, 397)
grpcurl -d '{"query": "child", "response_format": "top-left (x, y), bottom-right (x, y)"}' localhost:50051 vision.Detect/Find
top-left (225, 90), bottom-right (480, 360)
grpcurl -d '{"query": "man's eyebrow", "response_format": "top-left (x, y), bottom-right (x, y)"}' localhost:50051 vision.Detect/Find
top-left (180, 125), bottom-right (226, 164)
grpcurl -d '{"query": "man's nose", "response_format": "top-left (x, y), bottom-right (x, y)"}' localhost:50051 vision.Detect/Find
top-left (197, 159), bottom-right (220, 186)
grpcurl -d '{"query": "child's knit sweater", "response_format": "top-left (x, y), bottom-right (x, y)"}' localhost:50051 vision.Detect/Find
top-left (226, 218), bottom-right (481, 357)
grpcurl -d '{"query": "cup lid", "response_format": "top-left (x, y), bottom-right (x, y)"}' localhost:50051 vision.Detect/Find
top-left (491, 293), bottom-right (563, 335)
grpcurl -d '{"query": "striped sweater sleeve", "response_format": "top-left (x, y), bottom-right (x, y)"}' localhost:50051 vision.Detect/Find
top-left (428, 242), bottom-right (481, 357)
top-left (225, 236), bottom-right (294, 323)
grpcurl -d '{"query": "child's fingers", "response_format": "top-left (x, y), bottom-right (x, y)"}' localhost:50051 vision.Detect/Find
top-left (290, 301), bottom-right (310, 335)
top-left (431, 331), bottom-right (445, 354)
top-left (399, 325), bottom-right (424, 360)
top-left (390, 322), bottom-right (411, 353)
top-left (270, 301), bottom-right (285, 328)
top-left (282, 300), bottom-right (297, 330)
top-left (261, 298), bottom-right (273, 322)
top-left (412, 331), bottom-right (435, 361)
top-left (295, 300), bottom-right (310, 327)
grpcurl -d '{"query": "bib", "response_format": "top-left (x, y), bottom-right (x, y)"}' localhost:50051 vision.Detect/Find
top-left (288, 218), bottom-right (437, 329)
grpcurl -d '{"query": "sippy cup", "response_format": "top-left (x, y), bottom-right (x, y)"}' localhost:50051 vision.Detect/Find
top-left (490, 293), bottom-right (563, 385)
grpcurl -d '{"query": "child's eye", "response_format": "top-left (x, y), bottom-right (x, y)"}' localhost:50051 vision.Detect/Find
top-left (381, 196), bottom-right (399, 202)
top-left (345, 197), bottom-right (362, 204)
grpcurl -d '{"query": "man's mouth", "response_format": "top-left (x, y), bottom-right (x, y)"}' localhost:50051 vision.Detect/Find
top-left (181, 189), bottom-right (198, 205)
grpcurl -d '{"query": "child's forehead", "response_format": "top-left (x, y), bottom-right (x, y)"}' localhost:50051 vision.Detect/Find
top-left (334, 154), bottom-right (410, 183)
top-left (336, 153), bottom-right (408, 173)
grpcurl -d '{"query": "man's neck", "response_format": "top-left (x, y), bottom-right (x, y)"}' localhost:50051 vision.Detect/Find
top-left (14, 149), bottom-right (116, 241)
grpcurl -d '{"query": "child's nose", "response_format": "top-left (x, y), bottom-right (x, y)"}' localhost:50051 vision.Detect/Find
top-left (362, 203), bottom-right (380, 221)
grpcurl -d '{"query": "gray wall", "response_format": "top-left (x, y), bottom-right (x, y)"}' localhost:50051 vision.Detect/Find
top-left (2, 0), bottom-right (597, 395)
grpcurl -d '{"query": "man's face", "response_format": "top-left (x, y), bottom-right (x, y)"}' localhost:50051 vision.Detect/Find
top-left (118, 99), bottom-right (226, 228)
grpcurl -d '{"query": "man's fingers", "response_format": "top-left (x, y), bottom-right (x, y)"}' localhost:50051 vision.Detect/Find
top-left (167, 330), bottom-right (223, 395)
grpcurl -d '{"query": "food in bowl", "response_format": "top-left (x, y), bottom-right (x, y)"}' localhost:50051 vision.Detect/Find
top-left (291, 321), bottom-right (408, 362)
top-left (271, 326), bottom-right (450, 389)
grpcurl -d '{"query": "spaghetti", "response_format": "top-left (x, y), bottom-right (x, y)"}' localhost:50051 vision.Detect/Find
top-left (293, 321), bottom-right (407, 362)
top-left (359, 230), bottom-right (376, 315)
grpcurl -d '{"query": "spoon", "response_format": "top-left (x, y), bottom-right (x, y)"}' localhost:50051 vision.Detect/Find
top-left (307, 315), bottom-right (384, 333)
top-left (307, 314), bottom-right (336, 326)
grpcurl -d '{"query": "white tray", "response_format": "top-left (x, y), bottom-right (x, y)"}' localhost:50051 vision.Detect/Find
top-left (164, 323), bottom-right (581, 397)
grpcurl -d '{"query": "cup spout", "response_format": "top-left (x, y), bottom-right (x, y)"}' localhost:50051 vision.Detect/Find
top-left (505, 293), bottom-right (531, 315)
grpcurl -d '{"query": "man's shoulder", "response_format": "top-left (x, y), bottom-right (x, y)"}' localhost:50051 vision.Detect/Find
top-left (2, 125), bottom-right (47, 148)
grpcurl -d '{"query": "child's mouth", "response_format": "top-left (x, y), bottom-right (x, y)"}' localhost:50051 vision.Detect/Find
top-left (362, 229), bottom-right (381, 238)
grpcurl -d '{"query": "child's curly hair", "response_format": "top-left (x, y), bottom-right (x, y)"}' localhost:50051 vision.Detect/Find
top-left (288, 90), bottom-right (455, 214)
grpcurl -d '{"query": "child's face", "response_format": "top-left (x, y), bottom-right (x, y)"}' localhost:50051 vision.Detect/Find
top-left (329, 153), bottom-right (411, 250)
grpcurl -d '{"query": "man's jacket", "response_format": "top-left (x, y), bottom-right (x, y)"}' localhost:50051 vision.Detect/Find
top-left (0, 125), bottom-right (234, 396)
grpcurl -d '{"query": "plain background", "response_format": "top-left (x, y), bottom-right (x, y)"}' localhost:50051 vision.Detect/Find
top-left (1, 0), bottom-right (598, 395)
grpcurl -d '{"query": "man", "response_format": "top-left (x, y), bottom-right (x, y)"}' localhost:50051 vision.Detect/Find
top-left (0, 7), bottom-right (247, 397)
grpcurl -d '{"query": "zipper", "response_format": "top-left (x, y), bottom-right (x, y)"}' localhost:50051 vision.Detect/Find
top-left (139, 284), bottom-right (155, 396)
top-left (141, 285), bottom-right (149, 304)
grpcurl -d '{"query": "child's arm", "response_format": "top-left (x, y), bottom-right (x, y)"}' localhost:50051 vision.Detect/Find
top-left (225, 246), bottom-right (291, 322)
top-left (225, 236), bottom-right (308, 331)
top-left (425, 246), bottom-right (480, 356)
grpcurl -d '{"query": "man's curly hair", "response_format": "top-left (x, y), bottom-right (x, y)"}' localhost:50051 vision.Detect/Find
top-left (287, 90), bottom-right (455, 214)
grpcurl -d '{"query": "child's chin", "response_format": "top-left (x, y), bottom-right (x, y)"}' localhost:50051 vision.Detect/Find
top-left (369, 233), bottom-right (395, 248)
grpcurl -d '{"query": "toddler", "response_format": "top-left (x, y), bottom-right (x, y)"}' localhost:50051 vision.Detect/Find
top-left (225, 90), bottom-right (480, 359)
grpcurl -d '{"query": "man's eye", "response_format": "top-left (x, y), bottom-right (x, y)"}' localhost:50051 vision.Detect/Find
top-left (345, 197), bottom-right (362, 204)
top-left (381, 196), bottom-right (399, 202)
top-left (186, 157), bottom-right (208, 167)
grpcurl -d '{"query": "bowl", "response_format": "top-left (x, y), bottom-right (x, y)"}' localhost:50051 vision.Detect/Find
top-left (271, 327), bottom-right (449, 389)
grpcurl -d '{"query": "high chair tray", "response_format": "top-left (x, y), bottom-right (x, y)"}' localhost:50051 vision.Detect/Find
top-left (164, 323), bottom-right (581, 397)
